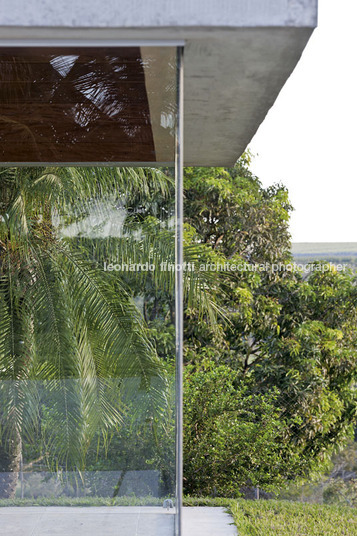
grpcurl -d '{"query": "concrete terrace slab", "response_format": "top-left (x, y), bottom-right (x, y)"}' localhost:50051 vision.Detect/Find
top-left (0, 507), bottom-right (175, 536)
top-left (0, 0), bottom-right (318, 166)
top-left (0, 506), bottom-right (237, 536)
top-left (183, 507), bottom-right (237, 536)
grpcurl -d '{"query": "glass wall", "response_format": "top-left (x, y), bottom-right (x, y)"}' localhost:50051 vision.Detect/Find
top-left (0, 46), bottom-right (180, 536)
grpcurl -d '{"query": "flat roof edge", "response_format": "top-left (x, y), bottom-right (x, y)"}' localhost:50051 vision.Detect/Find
top-left (0, 0), bottom-right (318, 30)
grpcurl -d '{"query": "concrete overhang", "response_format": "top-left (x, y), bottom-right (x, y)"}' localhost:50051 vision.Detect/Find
top-left (0, 0), bottom-right (318, 166)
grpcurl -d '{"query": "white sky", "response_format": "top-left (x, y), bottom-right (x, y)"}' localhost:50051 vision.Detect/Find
top-left (248, 0), bottom-right (357, 243)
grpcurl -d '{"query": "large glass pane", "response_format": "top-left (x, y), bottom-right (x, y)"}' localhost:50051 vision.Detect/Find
top-left (0, 47), bottom-right (179, 536)
top-left (0, 47), bottom-right (176, 164)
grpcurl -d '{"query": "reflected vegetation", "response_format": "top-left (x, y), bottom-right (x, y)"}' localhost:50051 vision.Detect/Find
top-left (0, 167), bottom-right (176, 502)
top-left (0, 48), bottom-right (176, 162)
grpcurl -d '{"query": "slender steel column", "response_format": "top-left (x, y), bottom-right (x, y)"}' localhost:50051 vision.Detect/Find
top-left (175, 45), bottom-right (184, 536)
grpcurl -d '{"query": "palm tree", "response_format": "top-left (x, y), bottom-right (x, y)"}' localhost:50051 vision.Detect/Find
top-left (0, 166), bottom-right (172, 499)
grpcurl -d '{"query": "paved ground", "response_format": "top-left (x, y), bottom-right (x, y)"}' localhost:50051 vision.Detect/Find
top-left (0, 506), bottom-right (237, 536)
top-left (183, 507), bottom-right (237, 536)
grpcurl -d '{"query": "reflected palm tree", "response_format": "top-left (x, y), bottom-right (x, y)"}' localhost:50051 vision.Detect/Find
top-left (0, 48), bottom-right (176, 162)
top-left (0, 166), bottom-right (171, 498)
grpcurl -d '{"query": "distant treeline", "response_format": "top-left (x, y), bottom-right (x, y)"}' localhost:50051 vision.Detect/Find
top-left (292, 243), bottom-right (357, 270)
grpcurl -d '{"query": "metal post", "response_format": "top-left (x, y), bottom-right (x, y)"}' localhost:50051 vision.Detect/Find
top-left (175, 45), bottom-right (184, 536)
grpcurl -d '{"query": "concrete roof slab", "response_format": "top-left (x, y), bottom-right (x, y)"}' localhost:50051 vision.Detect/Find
top-left (0, 0), bottom-right (317, 29)
top-left (0, 0), bottom-right (318, 165)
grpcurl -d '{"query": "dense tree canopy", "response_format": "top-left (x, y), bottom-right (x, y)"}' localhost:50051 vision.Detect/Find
top-left (183, 155), bottom-right (357, 496)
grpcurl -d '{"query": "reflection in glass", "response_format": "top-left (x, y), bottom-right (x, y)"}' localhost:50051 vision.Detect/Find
top-left (0, 166), bottom-right (176, 507)
top-left (0, 47), bottom-right (176, 163)
top-left (0, 45), bottom-right (179, 536)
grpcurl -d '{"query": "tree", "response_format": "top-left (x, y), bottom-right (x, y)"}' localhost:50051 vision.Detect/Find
top-left (184, 152), bottom-right (292, 262)
top-left (183, 361), bottom-right (289, 496)
top-left (249, 268), bottom-right (357, 479)
top-left (183, 156), bottom-right (357, 495)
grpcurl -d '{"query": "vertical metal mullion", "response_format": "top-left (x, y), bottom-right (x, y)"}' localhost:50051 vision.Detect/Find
top-left (175, 45), bottom-right (184, 536)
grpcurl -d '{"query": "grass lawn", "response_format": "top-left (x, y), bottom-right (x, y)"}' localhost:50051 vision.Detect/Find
top-left (231, 499), bottom-right (357, 536)
top-left (0, 496), bottom-right (164, 507)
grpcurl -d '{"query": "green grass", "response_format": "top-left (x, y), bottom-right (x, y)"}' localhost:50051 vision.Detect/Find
top-left (0, 496), bottom-right (165, 507)
top-left (183, 496), bottom-right (232, 507)
top-left (0, 495), bottom-right (220, 508)
top-left (231, 499), bottom-right (357, 536)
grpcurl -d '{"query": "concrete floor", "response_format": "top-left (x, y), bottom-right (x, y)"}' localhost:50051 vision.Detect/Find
top-left (183, 507), bottom-right (237, 536)
top-left (0, 506), bottom-right (237, 536)
top-left (0, 507), bottom-right (174, 536)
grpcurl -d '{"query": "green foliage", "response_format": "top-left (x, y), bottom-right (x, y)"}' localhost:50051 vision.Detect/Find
top-left (184, 154), bottom-right (292, 262)
top-left (231, 499), bottom-right (357, 536)
top-left (322, 478), bottom-right (357, 507)
top-left (249, 268), bottom-right (357, 478)
top-left (0, 166), bottom-right (173, 497)
top-left (0, 495), bottom-right (164, 507)
top-left (183, 361), bottom-right (289, 496)
top-left (280, 439), bottom-right (357, 506)
top-left (183, 496), bottom-right (233, 507)
top-left (183, 154), bottom-right (357, 495)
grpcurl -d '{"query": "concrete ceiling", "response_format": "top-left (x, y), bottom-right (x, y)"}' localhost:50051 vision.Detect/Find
top-left (0, 0), bottom-right (318, 166)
